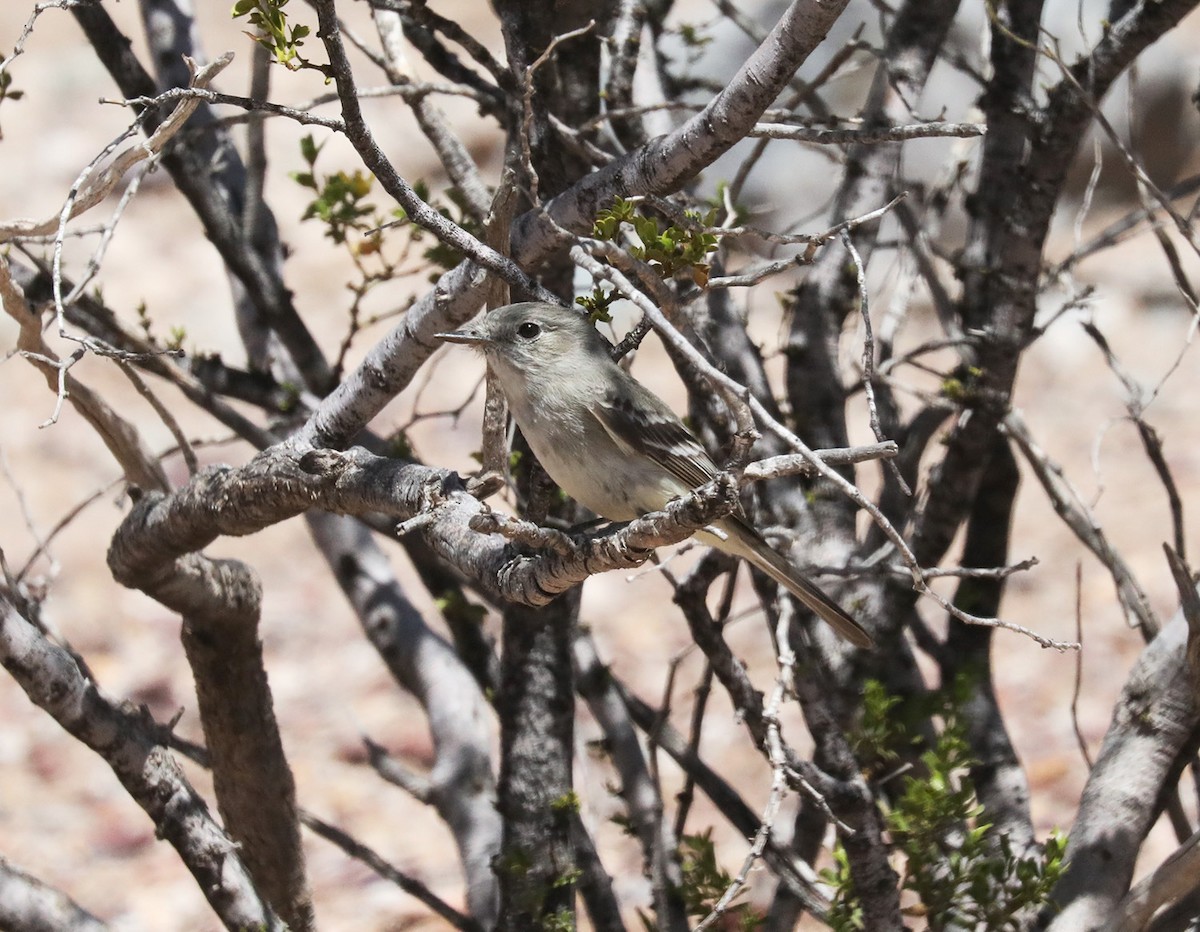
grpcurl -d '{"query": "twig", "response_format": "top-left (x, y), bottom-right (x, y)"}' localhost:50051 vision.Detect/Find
top-left (468, 511), bottom-right (578, 557)
top-left (749, 119), bottom-right (985, 144)
top-left (1005, 410), bottom-right (1160, 639)
top-left (0, 53), bottom-right (232, 244)
top-left (312, 0), bottom-right (558, 304)
top-left (301, 812), bottom-right (481, 931)
top-left (652, 190), bottom-right (907, 252)
top-left (101, 84), bottom-right (345, 131)
top-left (0, 1), bottom-right (85, 77)
top-left (16, 483), bottom-right (116, 583)
top-left (1080, 321), bottom-right (1189, 561)
top-left (1070, 562), bottom-right (1093, 768)
top-left (741, 442), bottom-right (900, 480)
top-left (911, 558), bottom-right (1039, 580)
top-left (842, 230), bottom-right (910, 495)
top-left (116, 362), bottom-right (198, 476)
top-left (363, 737), bottom-right (434, 803)
top-left (926, 583), bottom-right (1079, 652)
top-left (0, 446), bottom-right (55, 579)
top-left (1037, 36), bottom-right (1200, 260)
top-left (1047, 173), bottom-right (1200, 280)
top-left (728, 30), bottom-right (870, 201)
top-left (520, 20), bottom-right (596, 204)
top-left (693, 606), bottom-right (795, 931)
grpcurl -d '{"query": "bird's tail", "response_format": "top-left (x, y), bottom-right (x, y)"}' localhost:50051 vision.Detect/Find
top-left (709, 517), bottom-right (873, 648)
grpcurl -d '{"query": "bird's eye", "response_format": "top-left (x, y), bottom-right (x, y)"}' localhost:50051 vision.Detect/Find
top-left (517, 321), bottom-right (541, 340)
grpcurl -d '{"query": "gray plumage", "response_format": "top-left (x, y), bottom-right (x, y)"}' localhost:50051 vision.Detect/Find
top-left (439, 302), bottom-right (872, 648)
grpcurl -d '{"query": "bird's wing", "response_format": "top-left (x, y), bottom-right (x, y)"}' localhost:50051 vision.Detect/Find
top-left (588, 384), bottom-right (719, 492)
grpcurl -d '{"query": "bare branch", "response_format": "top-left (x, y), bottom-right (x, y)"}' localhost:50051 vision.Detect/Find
top-left (0, 54), bottom-right (232, 244)
top-left (1047, 613), bottom-right (1200, 929)
top-left (0, 587), bottom-right (285, 931)
top-left (1, 257), bottom-right (169, 487)
top-left (301, 812), bottom-right (482, 931)
top-left (1104, 830), bottom-right (1200, 932)
top-left (741, 441), bottom-right (898, 482)
top-left (312, 0), bottom-right (557, 305)
top-left (1005, 410), bottom-right (1161, 637)
top-left (0, 855), bottom-right (109, 932)
top-left (748, 119), bottom-right (985, 144)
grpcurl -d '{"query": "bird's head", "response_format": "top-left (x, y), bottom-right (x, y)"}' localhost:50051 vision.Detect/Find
top-left (437, 302), bottom-right (612, 384)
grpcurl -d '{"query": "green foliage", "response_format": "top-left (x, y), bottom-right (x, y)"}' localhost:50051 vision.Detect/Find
top-left (231, 0), bottom-right (313, 70)
top-left (135, 301), bottom-right (153, 339)
top-left (494, 847), bottom-right (579, 932)
top-left (822, 845), bottom-right (864, 931)
top-left (592, 197), bottom-right (638, 240)
top-left (676, 22), bottom-right (713, 50)
top-left (0, 69), bottom-right (22, 103)
top-left (274, 381), bottom-right (301, 414)
top-left (825, 677), bottom-right (1066, 930)
top-left (542, 907), bottom-right (575, 932)
top-left (671, 21), bottom-right (714, 67)
top-left (575, 286), bottom-right (618, 323)
top-left (849, 679), bottom-right (905, 776)
top-left (609, 812), bottom-right (637, 836)
top-left (303, 171), bottom-right (375, 243)
top-left (641, 829), bottom-right (761, 931)
top-left (552, 868), bottom-right (583, 889)
top-left (386, 430), bottom-right (414, 460)
top-left (289, 134), bottom-right (479, 369)
top-left (495, 846), bottom-right (532, 879)
top-left (592, 197), bottom-right (720, 286)
top-left (0, 69), bottom-right (24, 139)
top-left (550, 791), bottom-right (581, 813)
top-left (292, 134), bottom-right (375, 244)
top-left (940, 365), bottom-right (985, 404)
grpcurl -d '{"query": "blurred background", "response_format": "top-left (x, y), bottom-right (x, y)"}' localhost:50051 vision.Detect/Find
top-left (1, 1), bottom-right (1198, 928)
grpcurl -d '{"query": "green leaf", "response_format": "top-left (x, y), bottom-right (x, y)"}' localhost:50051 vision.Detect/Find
top-left (299, 133), bottom-right (321, 165)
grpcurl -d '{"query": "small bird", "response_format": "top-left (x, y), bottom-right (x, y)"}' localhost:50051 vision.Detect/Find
top-left (438, 302), bottom-right (872, 648)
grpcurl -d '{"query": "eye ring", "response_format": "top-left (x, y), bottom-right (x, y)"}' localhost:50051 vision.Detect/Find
top-left (517, 321), bottom-right (542, 339)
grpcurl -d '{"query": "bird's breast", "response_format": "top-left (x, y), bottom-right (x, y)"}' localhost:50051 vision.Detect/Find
top-left (513, 400), bottom-right (675, 521)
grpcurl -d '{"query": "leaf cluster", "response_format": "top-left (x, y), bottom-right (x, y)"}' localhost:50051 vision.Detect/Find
top-left (574, 286), bottom-right (618, 323)
top-left (827, 678), bottom-right (1065, 931)
top-left (292, 135), bottom-right (478, 280)
top-left (231, 0), bottom-right (312, 71)
top-left (640, 829), bottom-right (760, 931)
top-left (292, 134), bottom-right (377, 245)
top-left (592, 197), bottom-right (720, 286)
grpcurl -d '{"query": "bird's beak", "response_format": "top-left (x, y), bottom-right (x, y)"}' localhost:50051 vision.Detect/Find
top-left (436, 327), bottom-right (489, 346)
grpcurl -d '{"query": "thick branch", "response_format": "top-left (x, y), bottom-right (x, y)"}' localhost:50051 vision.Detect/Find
top-left (0, 590), bottom-right (284, 931)
top-left (307, 514), bottom-right (500, 926)
top-left (104, 445), bottom-right (745, 610)
top-left (1046, 613), bottom-right (1200, 928)
top-left (0, 856), bottom-right (109, 932)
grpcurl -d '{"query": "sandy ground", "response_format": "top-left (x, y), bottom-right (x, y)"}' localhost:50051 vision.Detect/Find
top-left (1, 2), bottom-right (1199, 930)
